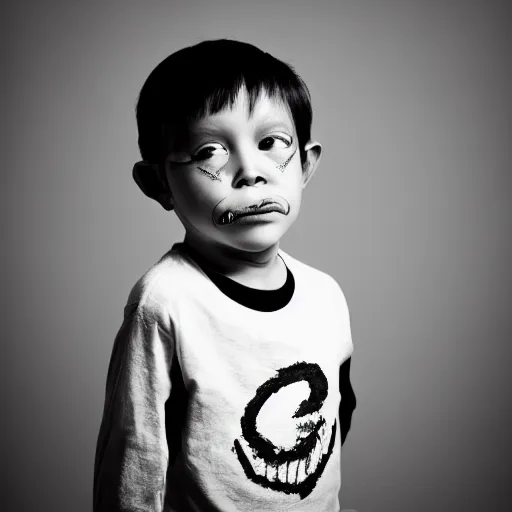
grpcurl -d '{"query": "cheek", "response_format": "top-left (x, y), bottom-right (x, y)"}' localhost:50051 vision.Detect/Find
top-left (170, 175), bottom-right (220, 213)
top-left (282, 165), bottom-right (305, 203)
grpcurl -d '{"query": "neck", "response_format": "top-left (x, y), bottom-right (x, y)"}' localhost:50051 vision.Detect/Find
top-left (183, 234), bottom-right (285, 289)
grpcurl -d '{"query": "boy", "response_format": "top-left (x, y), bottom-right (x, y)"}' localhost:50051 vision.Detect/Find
top-left (94, 39), bottom-right (356, 512)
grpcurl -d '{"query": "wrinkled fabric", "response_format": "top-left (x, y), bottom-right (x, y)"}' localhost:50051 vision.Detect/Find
top-left (94, 245), bottom-right (355, 512)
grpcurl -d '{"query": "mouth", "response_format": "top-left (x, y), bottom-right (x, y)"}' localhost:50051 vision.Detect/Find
top-left (217, 199), bottom-right (288, 226)
top-left (233, 418), bottom-right (337, 499)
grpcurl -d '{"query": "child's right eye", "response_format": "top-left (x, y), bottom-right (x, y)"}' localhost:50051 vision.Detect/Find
top-left (191, 143), bottom-right (228, 162)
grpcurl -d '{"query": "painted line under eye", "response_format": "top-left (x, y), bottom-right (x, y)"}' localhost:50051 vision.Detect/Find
top-left (276, 147), bottom-right (297, 172)
top-left (197, 166), bottom-right (222, 181)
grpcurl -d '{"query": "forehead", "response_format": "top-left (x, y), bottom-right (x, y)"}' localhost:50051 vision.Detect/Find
top-left (191, 89), bottom-right (295, 134)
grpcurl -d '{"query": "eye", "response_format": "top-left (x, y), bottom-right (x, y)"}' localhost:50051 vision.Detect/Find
top-left (191, 142), bottom-right (228, 162)
top-left (258, 135), bottom-right (292, 151)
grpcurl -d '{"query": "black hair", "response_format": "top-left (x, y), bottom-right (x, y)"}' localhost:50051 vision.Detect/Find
top-left (136, 39), bottom-right (313, 166)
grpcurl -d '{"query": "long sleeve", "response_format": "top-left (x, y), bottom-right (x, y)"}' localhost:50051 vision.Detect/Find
top-left (339, 356), bottom-right (356, 445)
top-left (93, 295), bottom-right (175, 512)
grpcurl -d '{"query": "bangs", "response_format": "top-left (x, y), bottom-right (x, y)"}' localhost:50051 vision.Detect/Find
top-left (198, 79), bottom-right (285, 121)
top-left (187, 66), bottom-right (307, 122)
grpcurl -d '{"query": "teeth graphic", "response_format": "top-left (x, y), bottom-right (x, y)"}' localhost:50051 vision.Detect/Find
top-left (266, 464), bottom-right (277, 482)
top-left (287, 460), bottom-right (299, 484)
top-left (317, 424), bottom-right (325, 455)
top-left (277, 462), bottom-right (288, 483)
top-left (253, 459), bottom-right (266, 477)
top-left (297, 458), bottom-right (307, 483)
top-left (305, 448), bottom-right (314, 475)
top-left (251, 429), bottom-right (330, 476)
top-left (311, 438), bottom-right (321, 473)
top-left (322, 425), bottom-right (330, 455)
top-left (236, 421), bottom-right (334, 488)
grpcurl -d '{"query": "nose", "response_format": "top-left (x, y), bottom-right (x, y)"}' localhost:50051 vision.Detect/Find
top-left (232, 144), bottom-right (268, 188)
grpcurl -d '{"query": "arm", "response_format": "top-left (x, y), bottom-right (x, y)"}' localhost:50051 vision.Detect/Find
top-left (93, 296), bottom-right (175, 512)
top-left (339, 356), bottom-right (356, 445)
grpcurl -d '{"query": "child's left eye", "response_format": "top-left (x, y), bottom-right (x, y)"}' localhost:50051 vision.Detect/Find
top-left (258, 136), bottom-right (291, 151)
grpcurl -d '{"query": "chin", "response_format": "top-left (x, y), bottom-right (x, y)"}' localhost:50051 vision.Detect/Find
top-left (226, 225), bottom-right (290, 253)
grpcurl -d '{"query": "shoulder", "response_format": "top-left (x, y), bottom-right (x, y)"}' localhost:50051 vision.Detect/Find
top-left (124, 243), bottom-right (204, 314)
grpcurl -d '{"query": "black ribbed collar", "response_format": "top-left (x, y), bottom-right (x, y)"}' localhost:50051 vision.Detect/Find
top-left (174, 243), bottom-right (295, 312)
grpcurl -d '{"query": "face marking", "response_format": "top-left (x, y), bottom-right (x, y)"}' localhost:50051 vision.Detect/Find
top-left (233, 362), bottom-right (336, 499)
top-left (276, 147), bottom-right (297, 173)
top-left (197, 166), bottom-right (221, 181)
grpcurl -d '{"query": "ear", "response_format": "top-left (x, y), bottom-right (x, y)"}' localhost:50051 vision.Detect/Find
top-left (132, 161), bottom-right (174, 211)
top-left (301, 140), bottom-right (322, 188)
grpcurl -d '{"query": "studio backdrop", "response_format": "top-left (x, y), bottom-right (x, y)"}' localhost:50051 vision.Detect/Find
top-left (5, 1), bottom-right (511, 511)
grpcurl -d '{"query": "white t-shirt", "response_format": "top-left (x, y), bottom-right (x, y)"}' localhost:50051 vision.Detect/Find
top-left (94, 243), bottom-right (355, 512)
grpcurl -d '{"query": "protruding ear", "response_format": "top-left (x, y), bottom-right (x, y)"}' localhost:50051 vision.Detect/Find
top-left (132, 161), bottom-right (174, 211)
top-left (301, 140), bottom-right (322, 188)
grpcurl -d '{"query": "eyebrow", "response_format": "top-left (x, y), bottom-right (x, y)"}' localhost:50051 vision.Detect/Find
top-left (257, 119), bottom-right (294, 133)
top-left (252, 108), bottom-right (294, 128)
top-left (188, 127), bottom-right (224, 138)
top-left (191, 118), bottom-right (294, 138)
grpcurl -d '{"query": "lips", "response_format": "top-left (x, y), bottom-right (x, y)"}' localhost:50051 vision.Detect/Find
top-left (217, 199), bottom-right (288, 226)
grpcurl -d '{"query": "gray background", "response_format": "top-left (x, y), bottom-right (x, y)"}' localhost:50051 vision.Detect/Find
top-left (4, 0), bottom-right (511, 511)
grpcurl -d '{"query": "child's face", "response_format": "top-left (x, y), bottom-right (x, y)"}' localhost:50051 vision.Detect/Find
top-left (163, 87), bottom-right (320, 254)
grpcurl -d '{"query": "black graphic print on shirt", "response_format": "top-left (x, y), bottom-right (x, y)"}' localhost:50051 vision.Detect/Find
top-left (233, 362), bottom-right (336, 499)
